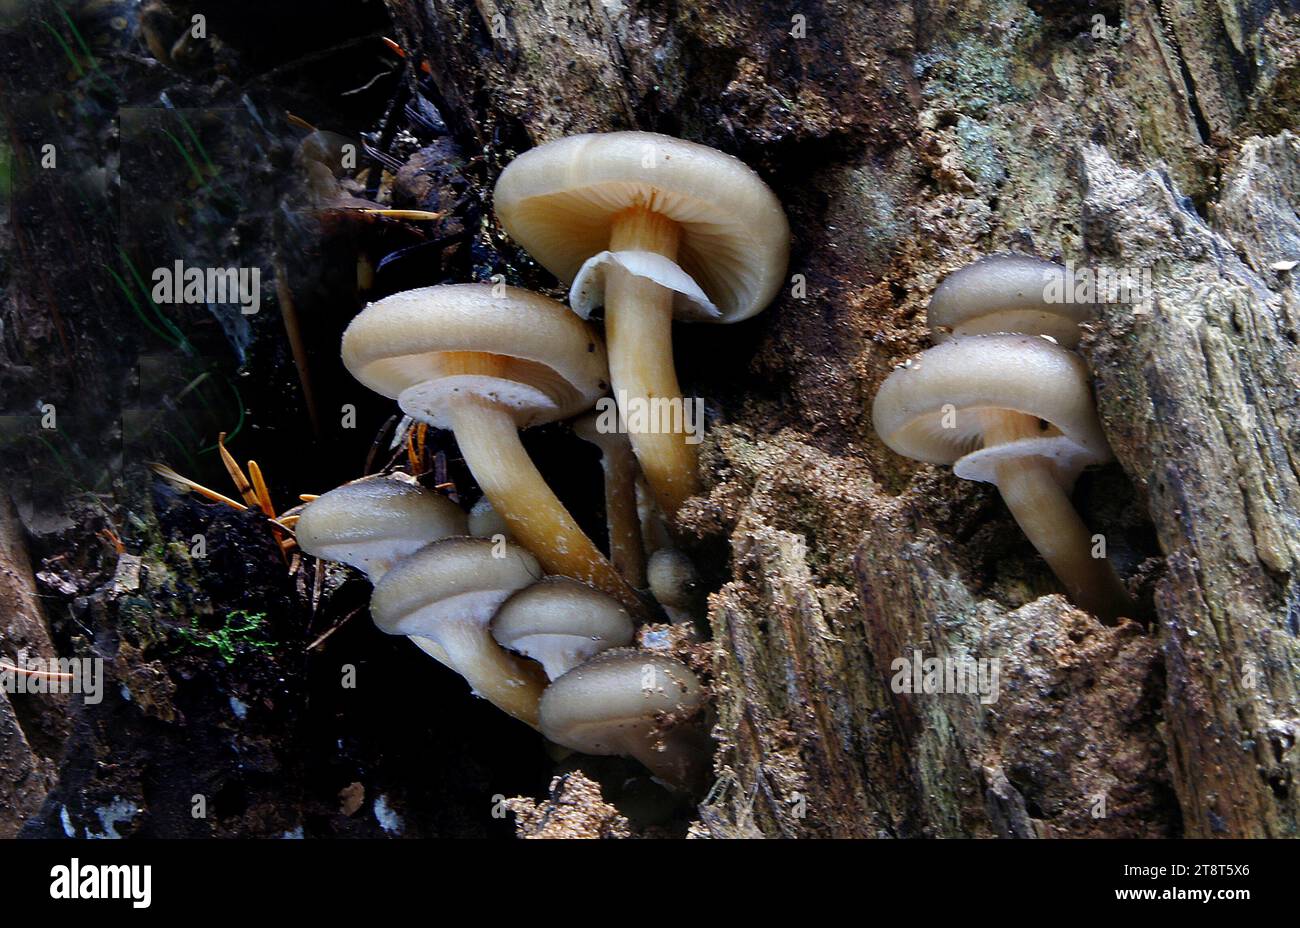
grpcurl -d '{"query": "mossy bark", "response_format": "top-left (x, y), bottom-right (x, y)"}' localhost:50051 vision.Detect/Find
top-left (388, 0), bottom-right (1300, 837)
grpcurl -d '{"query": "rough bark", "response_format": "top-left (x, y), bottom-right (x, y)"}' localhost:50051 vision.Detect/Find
top-left (387, 0), bottom-right (1300, 837)
top-left (0, 496), bottom-right (64, 836)
top-left (1082, 136), bottom-right (1300, 837)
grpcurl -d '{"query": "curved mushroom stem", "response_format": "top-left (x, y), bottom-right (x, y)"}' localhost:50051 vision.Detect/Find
top-left (985, 412), bottom-right (1135, 623)
top-left (430, 623), bottom-right (548, 728)
top-left (408, 635), bottom-right (455, 671)
top-left (575, 416), bottom-right (647, 588)
top-left (604, 206), bottom-right (700, 519)
top-left (447, 394), bottom-right (643, 614)
top-left (599, 439), bottom-right (647, 587)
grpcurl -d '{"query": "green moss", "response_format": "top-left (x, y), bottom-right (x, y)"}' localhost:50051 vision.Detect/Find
top-left (178, 610), bottom-right (275, 664)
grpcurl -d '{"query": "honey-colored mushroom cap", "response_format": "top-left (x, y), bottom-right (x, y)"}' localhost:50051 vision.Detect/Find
top-left (341, 283), bottom-right (608, 430)
top-left (494, 131), bottom-right (789, 323)
top-left (871, 334), bottom-right (1111, 484)
top-left (491, 577), bottom-right (634, 680)
top-left (928, 254), bottom-right (1095, 348)
top-left (295, 476), bottom-right (467, 579)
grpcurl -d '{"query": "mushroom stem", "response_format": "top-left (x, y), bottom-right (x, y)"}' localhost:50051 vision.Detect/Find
top-left (604, 206), bottom-right (699, 518)
top-left (984, 412), bottom-right (1134, 622)
top-left (599, 440), bottom-right (646, 587)
top-left (433, 623), bottom-right (547, 728)
top-left (574, 414), bottom-right (647, 587)
top-left (447, 394), bottom-right (642, 613)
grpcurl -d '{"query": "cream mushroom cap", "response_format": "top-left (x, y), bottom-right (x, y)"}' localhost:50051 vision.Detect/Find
top-left (539, 649), bottom-right (704, 783)
top-left (493, 131), bottom-right (790, 323)
top-left (341, 283), bottom-right (608, 429)
top-left (295, 477), bottom-right (467, 579)
top-left (928, 254), bottom-right (1095, 348)
top-left (871, 335), bottom-right (1112, 485)
top-left (370, 536), bottom-right (541, 637)
top-left (370, 536), bottom-right (547, 726)
top-left (491, 578), bottom-right (634, 680)
top-left (467, 495), bottom-right (511, 540)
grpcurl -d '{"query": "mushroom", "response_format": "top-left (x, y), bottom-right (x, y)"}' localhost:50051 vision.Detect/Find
top-left (467, 495), bottom-right (511, 541)
top-left (370, 536), bottom-right (548, 726)
top-left (538, 648), bottom-right (707, 790)
top-left (294, 476), bottom-right (467, 580)
top-left (636, 476), bottom-right (674, 556)
top-left (928, 254), bottom-right (1094, 348)
top-left (341, 282), bottom-right (640, 612)
top-left (491, 577), bottom-right (634, 680)
top-left (573, 411), bottom-right (646, 587)
top-left (494, 131), bottom-right (790, 519)
top-left (871, 334), bottom-right (1134, 622)
top-left (646, 548), bottom-right (702, 623)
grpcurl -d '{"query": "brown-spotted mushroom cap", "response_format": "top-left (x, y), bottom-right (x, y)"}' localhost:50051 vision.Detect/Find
top-left (295, 476), bottom-right (467, 579)
top-left (370, 536), bottom-right (547, 726)
top-left (494, 131), bottom-right (789, 520)
top-left (539, 648), bottom-right (706, 789)
top-left (872, 334), bottom-right (1133, 622)
top-left (928, 254), bottom-right (1095, 348)
top-left (491, 577), bottom-right (634, 680)
top-left (341, 283), bottom-right (640, 612)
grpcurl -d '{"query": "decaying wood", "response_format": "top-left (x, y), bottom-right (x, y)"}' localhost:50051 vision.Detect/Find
top-left (1082, 136), bottom-right (1300, 837)
top-left (0, 495), bottom-right (66, 836)
top-left (388, 0), bottom-right (1300, 837)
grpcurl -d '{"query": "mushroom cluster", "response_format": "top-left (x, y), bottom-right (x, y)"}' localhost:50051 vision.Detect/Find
top-left (288, 130), bottom-right (793, 793)
top-left (296, 475), bottom-right (707, 787)
top-left (871, 255), bottom-right (1136, 622)
top-left (340, 283), bottom-right (640, 610)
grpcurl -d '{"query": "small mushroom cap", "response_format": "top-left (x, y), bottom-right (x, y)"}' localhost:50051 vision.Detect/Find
top-left (494, 131), bottom-right (790, 323)
top-left (647, 548), bottom-right (700, 610)
top-left (871, 335), bottom-right (1112, 484)
top-left (467, 495), bottom-right (511, 540)
top-left (539, 648), bottom-right (703, 756)
top-left (341, 283), bottom-right (608, 429)
top-left (370, 536), bottom-right (541, 637)
top-left (491, 577), bottom-right (635, 680)
top-left (295, 477), bottom-right (467, 578)
top-left (928, 255), bottom-right (1094, 348)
